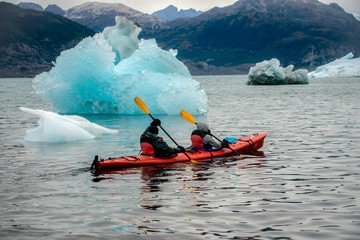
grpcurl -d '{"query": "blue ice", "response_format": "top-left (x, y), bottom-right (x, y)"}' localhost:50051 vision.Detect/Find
top-left (20, 107), bottom-right (118, 142)
top-left (33, 16), bottom-right (208, 115)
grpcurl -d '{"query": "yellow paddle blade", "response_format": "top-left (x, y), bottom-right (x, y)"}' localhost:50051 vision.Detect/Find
top-left (134, 97), bottom-right (149, 115)
top-left (180, 110), bottom-right (197, 124)
top-left (191, 159), bottom-right (199, 164)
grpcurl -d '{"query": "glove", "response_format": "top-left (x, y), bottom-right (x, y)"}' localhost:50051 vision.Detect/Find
top-left (221, 139), bottom-right (230, 148)
top-left (208, 129), bottom-right (211, 134)
top-left (150, 119), bottom-right (161, 126)
top-left (177, 146), bottom-right (186, 153)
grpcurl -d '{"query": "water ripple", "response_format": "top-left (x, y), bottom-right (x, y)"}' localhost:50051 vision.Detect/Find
top-left (0, 77), bottom-right (359, 239)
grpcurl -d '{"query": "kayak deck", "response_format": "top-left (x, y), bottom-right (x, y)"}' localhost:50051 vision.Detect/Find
top-left (91, 132), bottom-right (266, 173)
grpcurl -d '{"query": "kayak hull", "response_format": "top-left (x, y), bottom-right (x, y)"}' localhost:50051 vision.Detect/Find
top-left (92, 132), bottom-right (266, 172)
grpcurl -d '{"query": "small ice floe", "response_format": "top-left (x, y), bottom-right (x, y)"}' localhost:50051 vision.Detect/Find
top-left (247, 58), bottom-right (309, 85)
top-left (20, 107), bottom-right (118, 142)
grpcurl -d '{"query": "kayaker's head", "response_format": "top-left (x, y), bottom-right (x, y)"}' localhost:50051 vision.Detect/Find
top-left (197, 122), bottom-right (210, 134)
top-left (148, 125), bottom-right (159, 135)
top-left (150, 119), bottom-right (161, 127)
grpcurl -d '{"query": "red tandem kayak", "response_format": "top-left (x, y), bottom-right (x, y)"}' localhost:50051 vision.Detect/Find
top-left (91, 132), bottom-right (266, 172)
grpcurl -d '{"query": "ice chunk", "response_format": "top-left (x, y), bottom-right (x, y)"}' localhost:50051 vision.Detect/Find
top-left (33, 16), bottom-right (208, 115)
top-left (247, 58), bottom-right (309, 85)
top-left (20, 107), bottom-right (118, 142)
top-left (102, 16), bottom-right (140, 62)
top-left (308, 52), bottom-right (360, 78)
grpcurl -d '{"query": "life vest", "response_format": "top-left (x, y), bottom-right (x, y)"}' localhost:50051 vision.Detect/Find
top-left (191, 135), bottom-right (204, 149)
top-left (191, 129), bottom-right (210, 149)
top-left (140, 128), bottom-right (157, 156)
top-left (140, 142), bottom-right (155, 156)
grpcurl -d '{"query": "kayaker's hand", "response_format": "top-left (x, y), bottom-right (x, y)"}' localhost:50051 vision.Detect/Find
top-left (150, 119), bottom-right (161, 126)
top-left (178, 146), bottom-right (186, 153)
top-left (221, 139), bottom-right (230, 148)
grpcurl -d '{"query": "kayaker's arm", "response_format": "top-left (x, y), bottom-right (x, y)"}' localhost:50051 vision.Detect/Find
top-left (154, 138), bottom-right (185, 154)
top-left (203, 135), bottom-right (223, 149)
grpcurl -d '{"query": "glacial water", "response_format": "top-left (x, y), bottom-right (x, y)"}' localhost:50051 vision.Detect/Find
top-left (0, 76), bottom-right (359, 239)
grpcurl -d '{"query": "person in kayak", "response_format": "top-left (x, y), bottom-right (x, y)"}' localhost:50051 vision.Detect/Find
top-left (140, 118), bottom-right (186, 158)
top-left (190, 122), bottom-right (230, 151)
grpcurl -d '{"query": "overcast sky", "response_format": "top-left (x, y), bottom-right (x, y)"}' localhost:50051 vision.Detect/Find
top-left (5, 0), bottom-right (360, 14)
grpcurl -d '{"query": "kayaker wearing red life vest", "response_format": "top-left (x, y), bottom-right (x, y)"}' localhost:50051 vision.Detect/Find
top-left (191, 122), bottom-right (230, 151)
top-left (140, 119), bottom-right (185, 158)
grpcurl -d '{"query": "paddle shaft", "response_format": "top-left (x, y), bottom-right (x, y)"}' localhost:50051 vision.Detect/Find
top-left (208, 131), bottom-right (239, 155)
top-left (148, 113), bottom-right (192, 160)
top-left (180, 109), bottom-right (239, 155)
top-left (134, 97), bottom-right (192, 160)
top-left (148, 113), bottom-right (178, 147)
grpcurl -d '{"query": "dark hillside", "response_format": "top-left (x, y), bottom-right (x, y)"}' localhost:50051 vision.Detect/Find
top-left (0, 2), bottom-right (94, 77)
top-left (143, 0), bottom-right (360, 74)
top-left (2, 0), bottom-right (360, 76)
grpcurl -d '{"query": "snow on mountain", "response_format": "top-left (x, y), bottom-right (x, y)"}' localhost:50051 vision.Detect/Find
top-left (65, 2), bottom-right (140, 19)
top-left (65, 2), bottom-right (164, 32)
top-left (152, 5), bottom-right (202, 21)
top-left (353, 13), bottom-right (360, 21)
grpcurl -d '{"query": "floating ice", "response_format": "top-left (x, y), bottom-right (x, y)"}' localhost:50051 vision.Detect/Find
top-left (20, 107), bottom-right (118, 142)
top-left (308, 53), bottom-right (360, 78)
top-left (247, 58), bottom-right (309, 85)
top-left (33, 16), bottom-right (208, 115)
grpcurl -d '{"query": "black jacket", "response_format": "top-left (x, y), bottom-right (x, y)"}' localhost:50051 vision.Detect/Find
top-left (140, 126), bottom-right (181, 157)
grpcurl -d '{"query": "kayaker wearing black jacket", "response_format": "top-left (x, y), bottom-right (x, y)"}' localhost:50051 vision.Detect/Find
top-left (191, 122), bottom-right (229, 150)
top-left (140, 119), bottom-right (185, 158)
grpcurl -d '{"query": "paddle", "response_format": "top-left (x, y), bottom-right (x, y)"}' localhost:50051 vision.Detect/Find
top-left (180, 109), bottom-right (239, 155)
top-left (134, 97), bottom-right (193, 161)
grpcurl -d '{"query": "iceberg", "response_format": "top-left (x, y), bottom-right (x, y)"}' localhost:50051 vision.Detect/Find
top-left (247, 58), bottom-right (308, 85)
top-left (20, 107), bottom-right (118, 142)
top-left (33, 16), bottom-right (208, 115)
top-left (308, 53), bottom-right (360, 78)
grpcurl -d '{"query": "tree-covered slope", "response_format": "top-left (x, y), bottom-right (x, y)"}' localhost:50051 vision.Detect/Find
top-left (0, 2), bottom-right (95, 77)
top-left (144, 0), bottom-right (360, 73)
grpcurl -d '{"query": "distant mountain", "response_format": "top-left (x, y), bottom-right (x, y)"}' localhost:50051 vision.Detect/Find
top-left (17, 2), bottom-right (43, 11)
top-left (144, 0), bottom-right (360, 74)
top-left (45, 4), bottom-right (65, 16)
top-left (0, 2), bottom-right (94, 77)
top-left (18, 2), bottom-right (65, 16)
top-left (65, 2), bottom-right (165, 32)
top-left (3, 0), bottom-right (360, 77)
top-left (152, 5), bottom-right (202, 21)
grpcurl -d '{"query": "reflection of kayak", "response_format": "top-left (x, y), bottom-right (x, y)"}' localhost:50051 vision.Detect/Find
top-left (91, 132), bottom-right (267, 173)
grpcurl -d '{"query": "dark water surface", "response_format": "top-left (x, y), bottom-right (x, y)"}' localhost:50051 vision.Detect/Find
top-left (1, 76), bottom-right (359, 239)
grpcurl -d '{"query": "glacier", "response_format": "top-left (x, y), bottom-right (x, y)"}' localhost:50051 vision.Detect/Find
top-left (20, 107), bottom-right (118, 142)
top-left (33, 16), bottom-right (208, 115)
top-left (308, 53), bottom-right (360, 78)
top-left (247, 58), bottom-right (309, 85)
